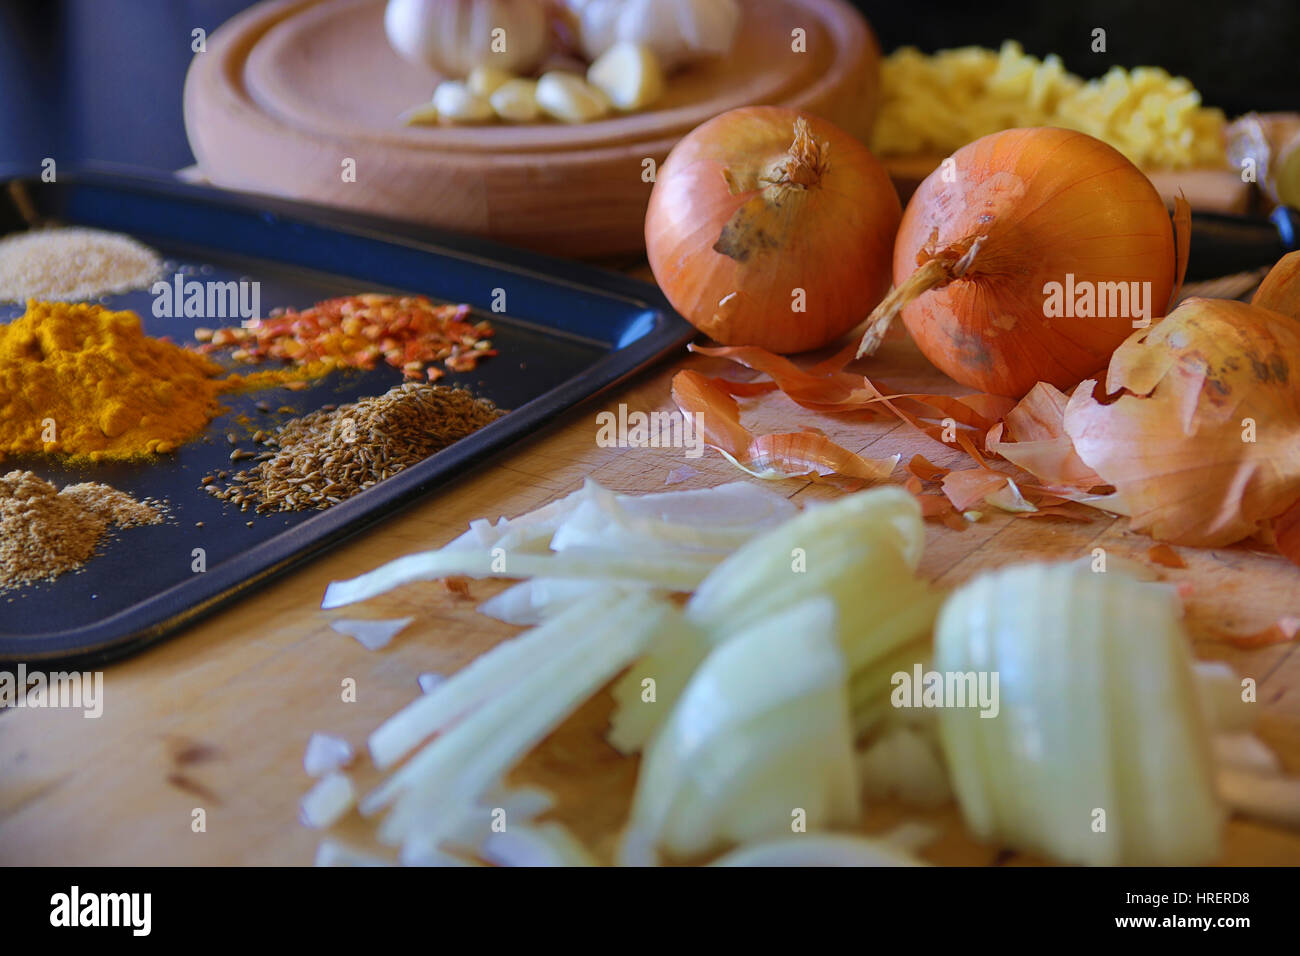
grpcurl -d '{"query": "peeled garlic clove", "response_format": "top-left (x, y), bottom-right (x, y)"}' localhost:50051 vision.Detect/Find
top-left (399, 101), bottom-right (441, 126)
top-left (490, 78), bottom-right (541, 123)
top-left (587, 41), bottom-right (665, 111)
top-left (535, 71), bottom-right (611, 124)
top-left (431, 81), bottom-right (494, 124)
top-left (467, 65), bottom-right (513, 98)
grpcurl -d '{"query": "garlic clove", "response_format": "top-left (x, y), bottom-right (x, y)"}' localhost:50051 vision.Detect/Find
top-left (535, 72), bottom-right (611, 124)
top-left (399, 100), bottom-right (441, 126)
top-left (490, 78), bottom-right (541, 123)
top-left (467, 65), bottom-right (514, 98)
top-left (431, 81), bottom-right (495, 124)
top-left (587, 41), bottom-right (665, 112)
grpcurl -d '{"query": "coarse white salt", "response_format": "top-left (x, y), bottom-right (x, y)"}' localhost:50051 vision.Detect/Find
top-left (0, 227), bottom-right (162, 302)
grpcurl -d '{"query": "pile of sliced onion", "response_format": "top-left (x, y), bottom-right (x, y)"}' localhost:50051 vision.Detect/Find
top-left (322, 479), bottom-right (795, 614)
top-left (305, 477), bottom-right (1291, 867)
top-left (622, 596), bottom-right (858, 864)
top-left (935, 562), bottom-right (1221, 865)
top-left (610, 486), bottom-right (938, 751)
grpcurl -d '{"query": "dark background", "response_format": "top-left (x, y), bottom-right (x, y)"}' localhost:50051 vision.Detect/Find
top-left (0, 0), bottom-right (1296, 174)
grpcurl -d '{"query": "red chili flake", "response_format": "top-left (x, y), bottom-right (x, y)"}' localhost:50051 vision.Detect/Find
top-left (197, 294), bottom-right (495, 380)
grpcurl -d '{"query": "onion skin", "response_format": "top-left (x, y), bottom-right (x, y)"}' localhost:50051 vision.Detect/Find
top-left (646, 107), bottom-right (900, 354)
top-left (893, 128), bottom-right (1177, 397)
top-left (1252, 250), bottom-right (1300, 319)
top-left (1065, 298), bottom-right (1300, 547)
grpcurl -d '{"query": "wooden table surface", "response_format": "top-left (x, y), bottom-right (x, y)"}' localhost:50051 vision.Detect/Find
top-left (2, 295), bottom-right (1299, 866)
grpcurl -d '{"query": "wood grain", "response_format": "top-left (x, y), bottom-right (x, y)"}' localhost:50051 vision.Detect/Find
top-left (1, 327), bottom-right (1297, 866)
top-left (184, 0), bottom-right (881, 258)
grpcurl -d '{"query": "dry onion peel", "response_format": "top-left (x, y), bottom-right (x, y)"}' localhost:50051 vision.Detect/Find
top-left (1273, 498), bottom-right (1300, 566)
top-left (671, 369), bottom-right (898, 484)
top-left (1146, 543), bottom-right (1187, 569)
top-left (940, 468), bottom-right (1035, 514)
top-left (690, 344), bottom-right (1015, 441)
top-left (1251, 249), bottom-right (1300, 319)
top-left (1206, 616), bottom-right (1300, 650)
top-left (936, 562), bottom-right (1221, 865)
top-left (1064, 298), bottom-right (1300, 547)
top-left (855, 128), bottom-right (1188, 398)
top-left (985, 382), bottom-right (1103, 490)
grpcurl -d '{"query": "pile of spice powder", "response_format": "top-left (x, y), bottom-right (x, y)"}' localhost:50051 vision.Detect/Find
top-left (194, 294), bottom-right (496, 381)
top-left (0, 227), bottom-right (163, 302)
top-left (0, 470), bottom-right (162, 591)
top-left (205, 383), bottom-right (503, 513)
top-left (0, 300), bottom-right (321, 461)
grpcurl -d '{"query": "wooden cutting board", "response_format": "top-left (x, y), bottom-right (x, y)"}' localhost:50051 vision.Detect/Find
top-left (1, 321), bottom-right (1297, 866)
top-left (185, 0), bottom-right (881, 257)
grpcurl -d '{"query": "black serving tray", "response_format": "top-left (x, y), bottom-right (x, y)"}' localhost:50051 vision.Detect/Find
top-left (0, 171), bottom-right (693, 664)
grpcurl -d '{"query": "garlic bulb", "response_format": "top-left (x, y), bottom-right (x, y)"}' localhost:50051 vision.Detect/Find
top-left (565, 0), bottom-right (741, 71)
top-left (385, 0), bottom-right (550, 78)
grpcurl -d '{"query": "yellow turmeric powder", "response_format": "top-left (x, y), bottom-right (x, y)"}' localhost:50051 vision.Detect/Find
top-left (0, 300), bottom-right (317, 462)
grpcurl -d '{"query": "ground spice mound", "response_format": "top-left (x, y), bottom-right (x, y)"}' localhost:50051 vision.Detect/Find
top-left (207, 383), bottom-right (503, 513)
top-left (0, 470), bottom-right (162, 591)
top-left (0, 300), bottom-right (319, 462)
top-left (0, 227), bottom-right (163, 302)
